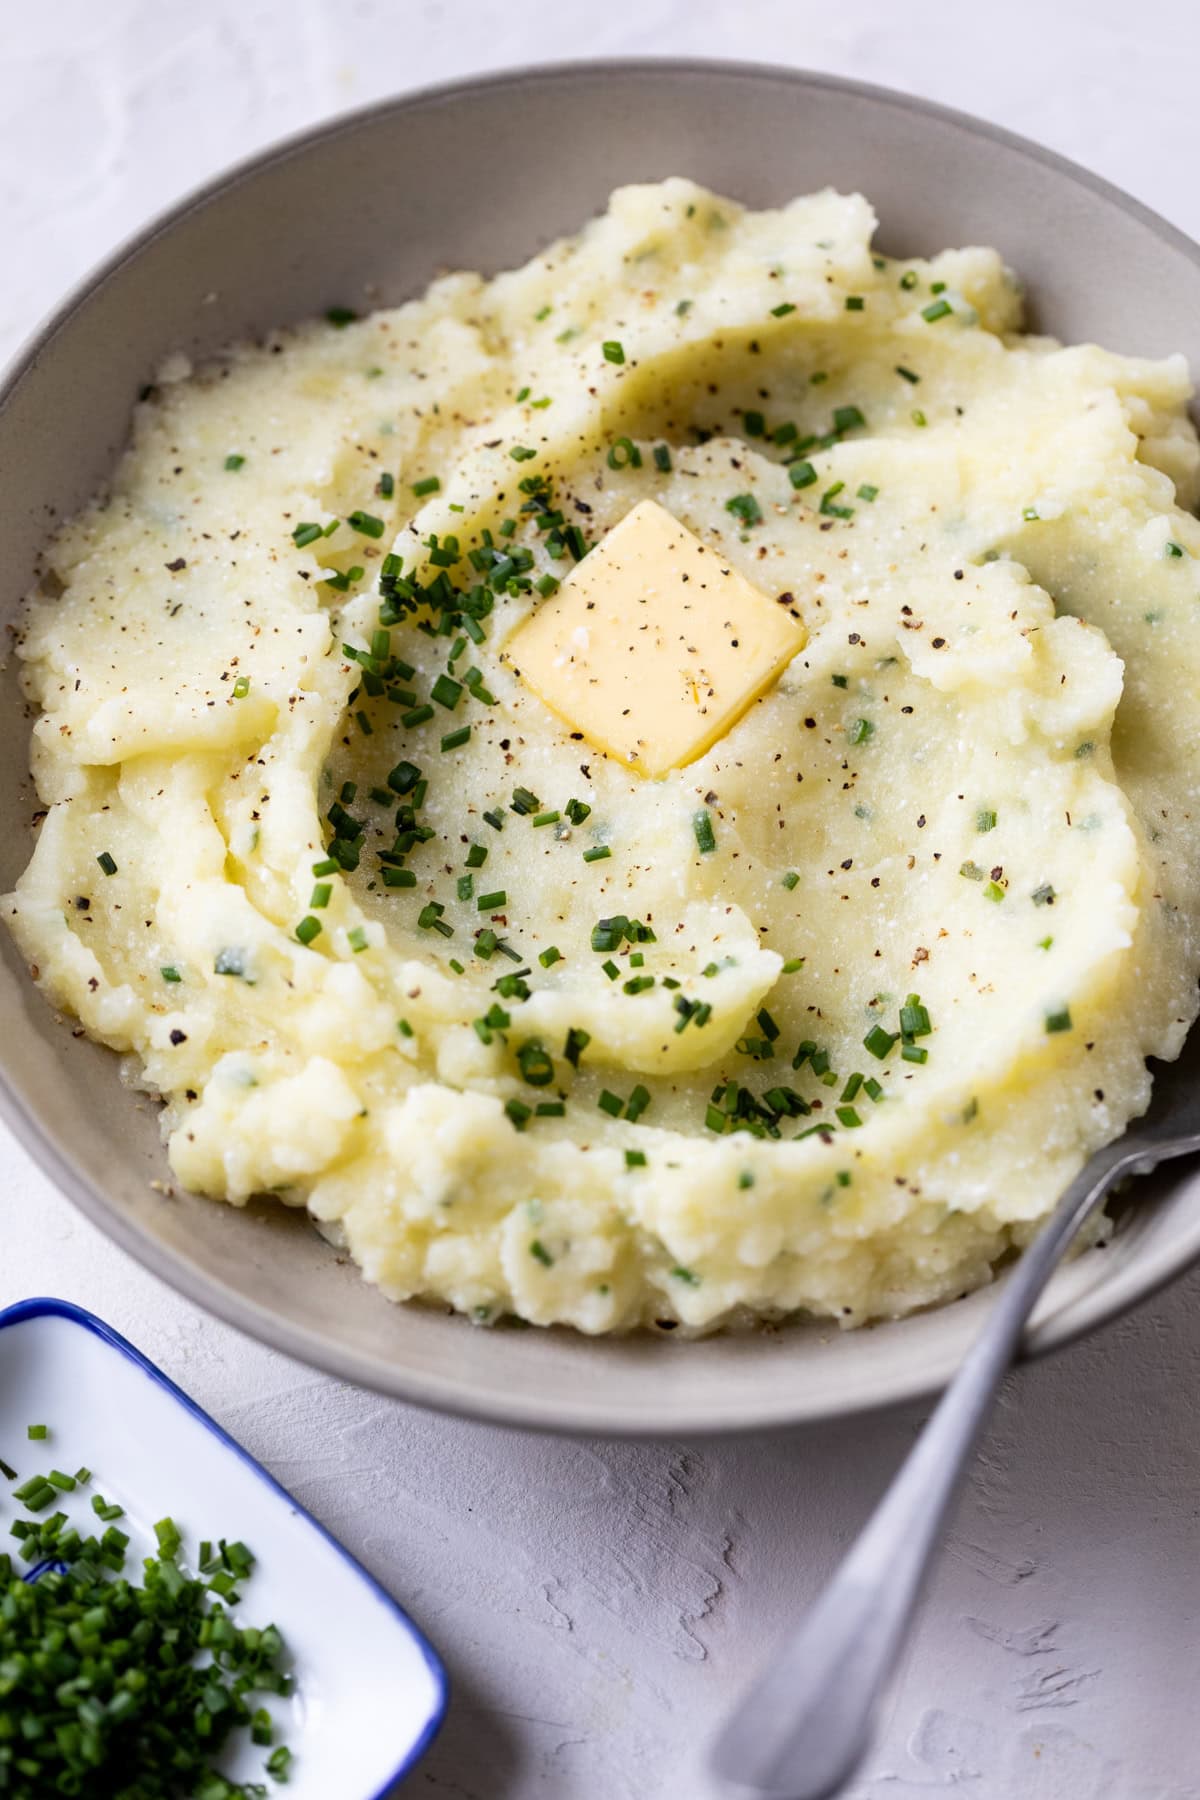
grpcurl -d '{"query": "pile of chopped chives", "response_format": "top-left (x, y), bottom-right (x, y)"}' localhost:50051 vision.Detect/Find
top-left (0, 1434), bottom-right (292, 1797)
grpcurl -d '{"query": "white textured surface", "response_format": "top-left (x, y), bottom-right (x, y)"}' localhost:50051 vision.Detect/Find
top-left (4, 3), bottom-right (1200, 1794)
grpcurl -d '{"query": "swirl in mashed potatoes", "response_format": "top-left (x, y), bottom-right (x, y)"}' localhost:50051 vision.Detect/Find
top-left (8, 179), bottom-right (1200, 1333)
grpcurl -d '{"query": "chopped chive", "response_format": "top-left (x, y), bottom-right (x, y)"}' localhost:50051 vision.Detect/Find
top-left (27, 1424), bottom-right (47, 1441)
top-left (411, 475), bottom-right (441, 497)
top-left (539, 946), bottom-right (562, 967)
top-left (976, 809), bottom-right (997, 832)
top-left (743, 410), bottom-right (765, 437)
top-left (309, 882), bottom-right (332, 909)
top-left (899, 995), bottom-right (932, 1038)
top-left (602, 340), bottom-right (626, 365)
top-left (532, 810), bottom-right (560, 828)
top-left (326, 305), bottom-right (357, 326)
top-left (983, 881), bottom-right (1005, 902)
top-left (477, 890), bottom-right (507, 912)
top-left (781, 870), bottom-right (800, 890)
top-left (692, 811), bottom-right (716, 854)
top-left (347, 926), bottom-right (368, 953)
top-left (402, 704), bottom-right (435, 728)
top-left (895, 364), bottom-right (920, 384)
top-left (901, 1043), bottom-right (928, 1063)
top-left (653, 444), bottom-right (673, 472)
top-left (607, 436), bottom-right (642, 470)
top-left (582, 845), bottom-right (611, 864)
top-left (97, 852), bottom-right (118, 876)
top-left (291, 522), bottom-right (323, 548)
top-left (529, 1238), bottom-right (553, 1266)
top-left (1045, 1006), bottom-right (1073, 1034)
top-left (387, 759), bottom-right (422, 795)
top-left (232, 674), bottom-right (250, 698)
top-left (565, 798), bottom-right (591, 826)
top-left (848, 718), bottom-right (874, 746)
top-left (845, 296), bottom-right (864, 312)
top-left (726, 492), bottom-right (763, 527)
top-left (161, 965), bottom-right (182, 983)
top-left (378, 471), bottom-right (395, 498)
top-left (820, 481), bottom-right (854, 519)
top-left (836, 1105), bottom-right (863, 1128)
top-left (517, 1040), bottom-right (555, 1086)
top-left (912, 409), bottom-right (928, 427)
top-left (1032, 883), bottom-right (1056, 907)
top-left (510, 445), bottom-right (537, 462)
top-left (224, 452), bottom-right (245, 471)
top-left (348, 509), bottom-right (385, 538)
top-left (771, 301), bottom-right (796, 317)
top-left (856, 483), bottom-right (878, 502)
top-left (466, 843), bottom-right (487, 868)
top-left (441, 724), bottom-right (471, 751)
top-left (781, 957), bottom-right (805, 974)
top-left (789, 460), bottom-right (818, 490)
top-left (1165, 540), bottom-right (1186, 559)
top-left (863, 1025), bottom-right (897, 1059)
top-left (625, 1148), bottom-right (647, 1168)
top-left (382, 867), bottom-right (417, 888)
top-left (922, 298), bottom-right (953, 322)
top-left (295, 916), bottom-right (322, 946)
top-left (597, 1090), bottom-right (624, 1118)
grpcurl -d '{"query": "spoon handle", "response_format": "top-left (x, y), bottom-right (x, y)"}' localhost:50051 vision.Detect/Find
top-left (708, 1137), bottom-right (1134, 1800)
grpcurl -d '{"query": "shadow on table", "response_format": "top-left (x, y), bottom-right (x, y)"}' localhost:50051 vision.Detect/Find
top-left (393, 1656), bottom-right (524, 1798)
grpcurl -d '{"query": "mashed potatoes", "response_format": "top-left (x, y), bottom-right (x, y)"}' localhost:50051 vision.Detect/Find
top-left (9, 179), bottom-right (1200, 1334)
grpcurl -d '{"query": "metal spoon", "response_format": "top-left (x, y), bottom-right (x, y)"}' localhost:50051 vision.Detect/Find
top-left (709, 1044), bottom-right (1200, 1800)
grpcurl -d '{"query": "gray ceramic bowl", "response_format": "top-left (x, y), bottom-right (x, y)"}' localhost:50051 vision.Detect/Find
top-left (3, 60), bottom-right (1200, 1436)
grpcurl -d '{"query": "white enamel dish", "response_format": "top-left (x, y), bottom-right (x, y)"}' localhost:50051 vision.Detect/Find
top-left (0, 1298), bottom-right (447, 1793)
top-left (2, 62), bottom-right (1200, 1435)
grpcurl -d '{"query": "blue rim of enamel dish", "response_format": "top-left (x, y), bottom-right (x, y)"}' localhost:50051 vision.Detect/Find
top-left (0, 1295), bottom-right (449, 1797)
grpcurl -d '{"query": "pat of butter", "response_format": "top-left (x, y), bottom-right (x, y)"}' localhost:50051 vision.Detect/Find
top-left (507, 500), bottom-right (806, 776)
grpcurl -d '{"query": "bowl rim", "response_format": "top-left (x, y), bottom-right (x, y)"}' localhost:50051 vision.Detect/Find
top-left (3, 56), bottom-right (1200, 1437)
